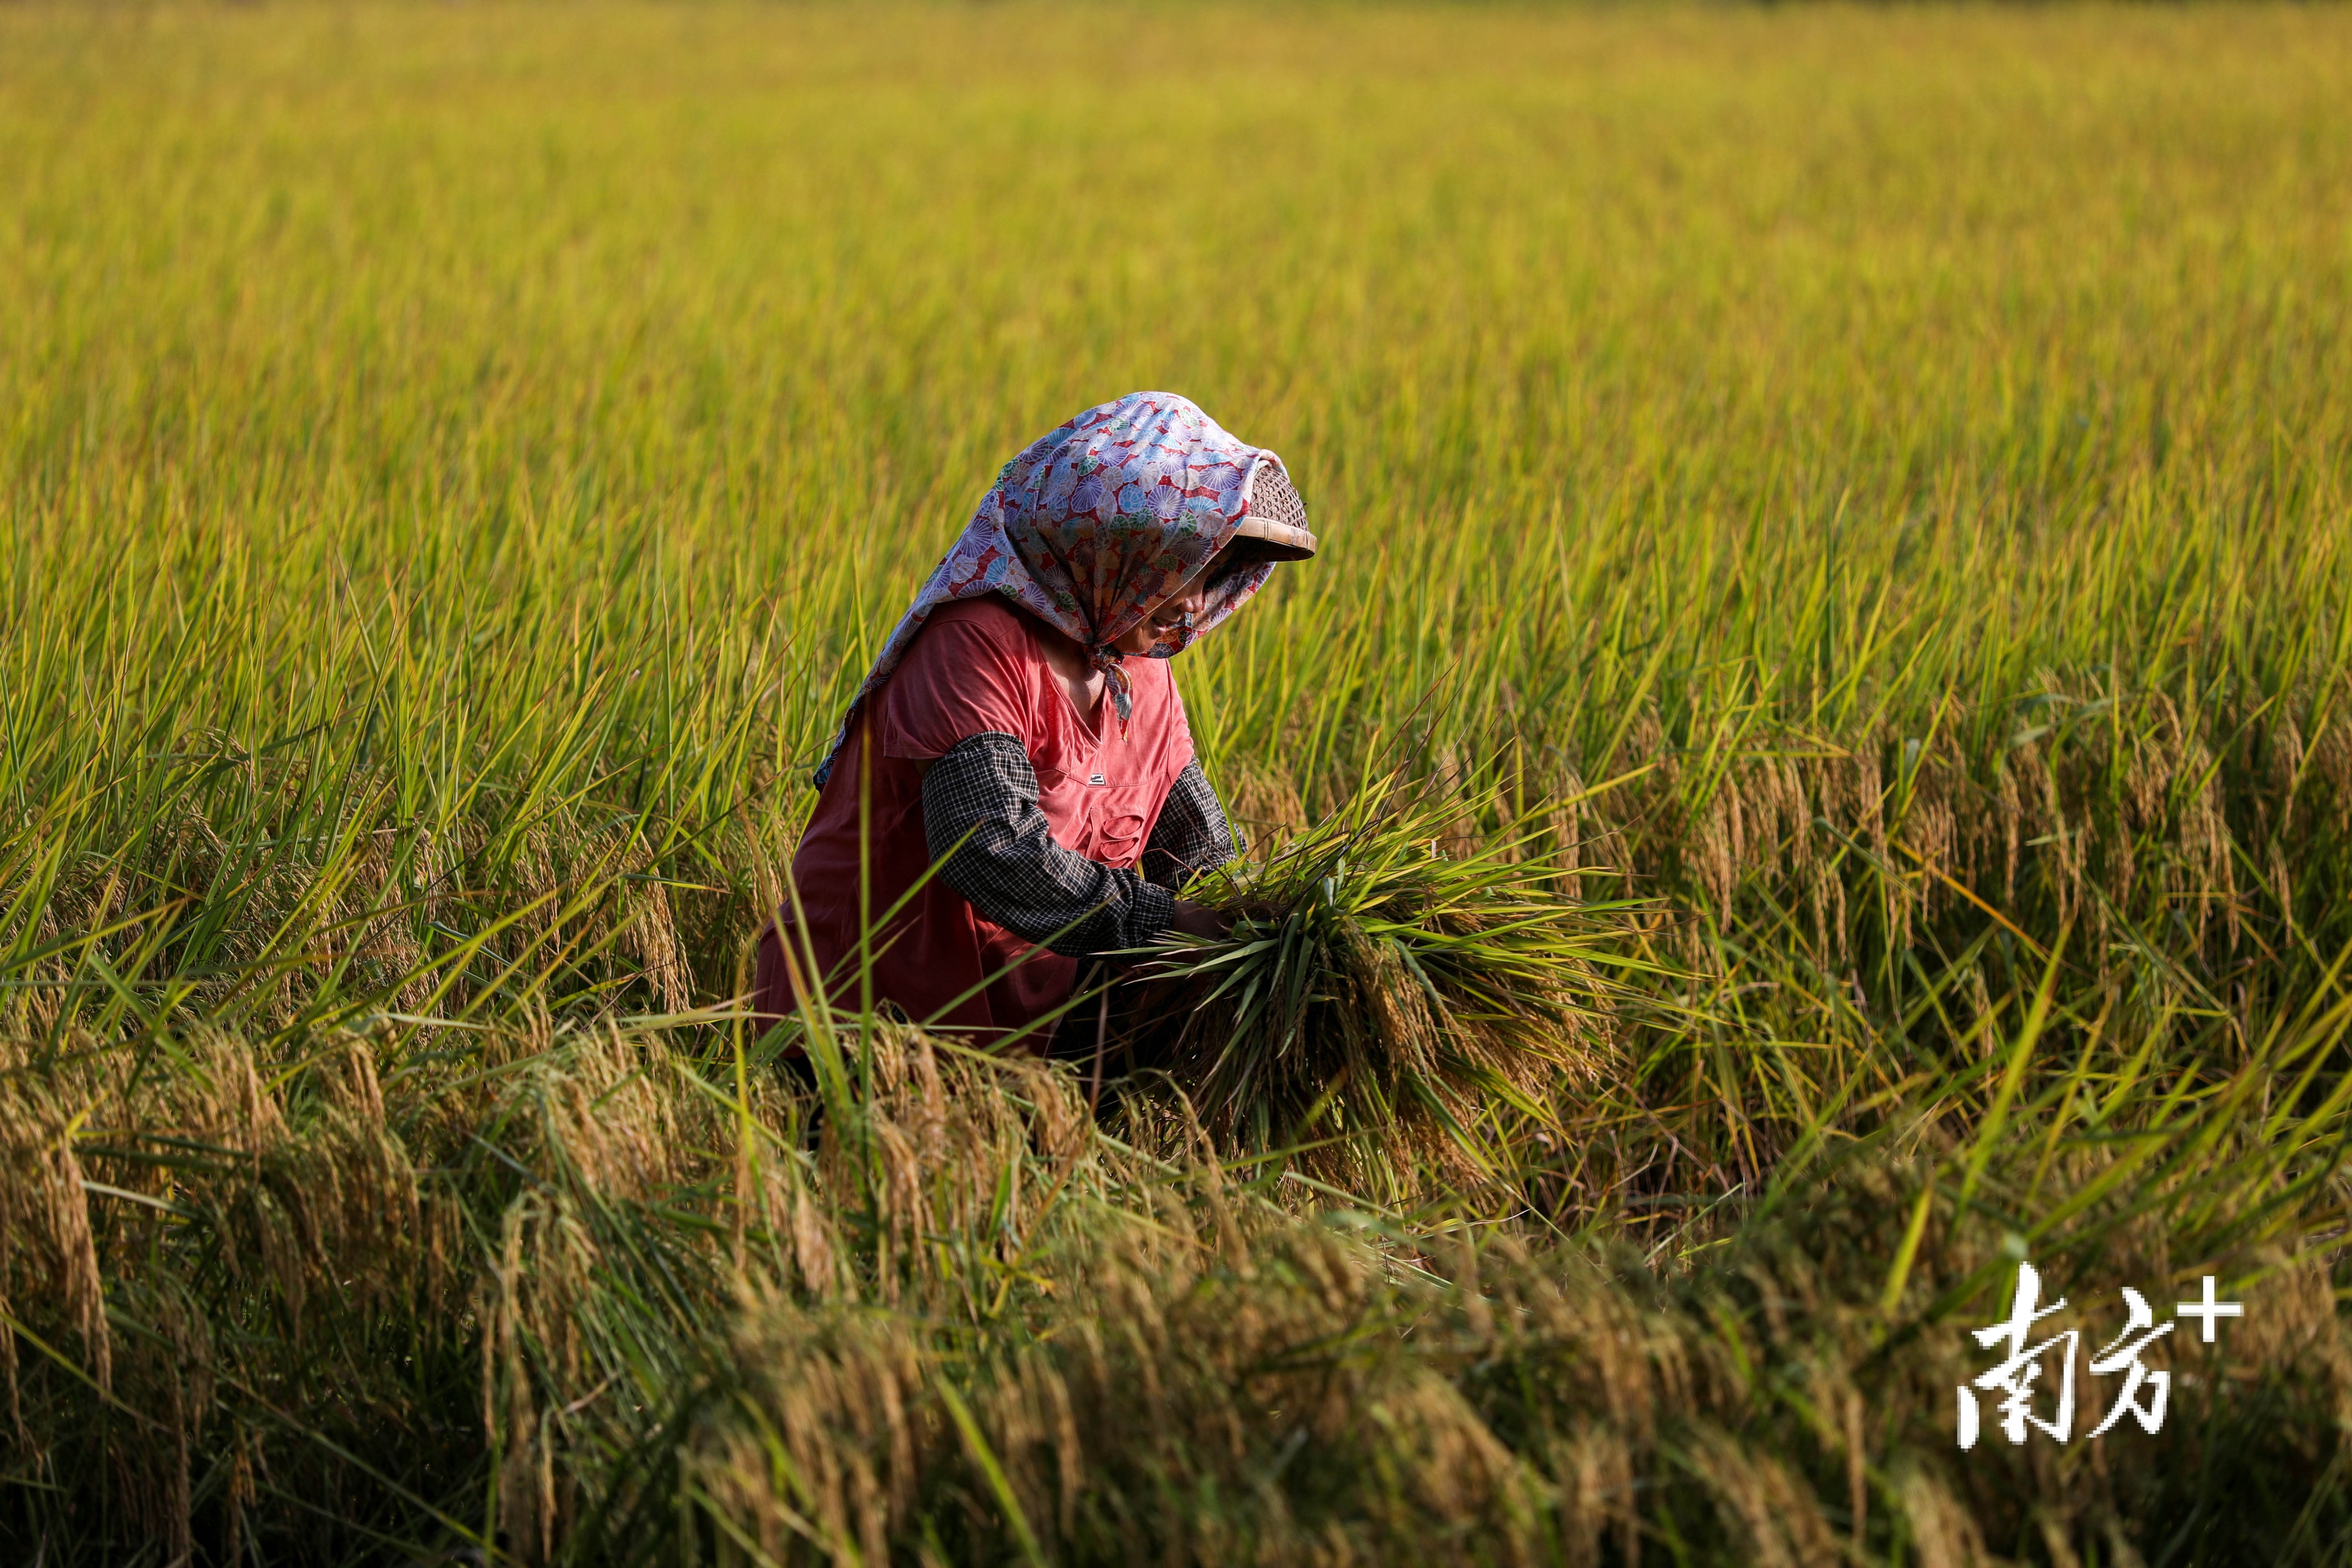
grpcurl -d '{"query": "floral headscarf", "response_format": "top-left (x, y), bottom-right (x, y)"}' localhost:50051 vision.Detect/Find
top-left (814, 391), bottom-right (1287, 787)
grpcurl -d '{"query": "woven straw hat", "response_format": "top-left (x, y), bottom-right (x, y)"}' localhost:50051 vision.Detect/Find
top-left (1233, 462), bottom-right (1317, 560)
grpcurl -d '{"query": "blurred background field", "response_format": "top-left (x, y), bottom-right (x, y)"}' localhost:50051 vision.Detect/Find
top-left (5, 2), bottom-right (2352, 1563)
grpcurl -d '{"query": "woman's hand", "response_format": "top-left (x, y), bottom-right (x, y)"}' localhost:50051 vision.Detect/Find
top-left (1169, 899), bottom-right (1232, 940)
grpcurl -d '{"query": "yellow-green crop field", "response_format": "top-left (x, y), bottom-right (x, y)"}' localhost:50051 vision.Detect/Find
top-left (5, 2), bottom-right (2352, 1562)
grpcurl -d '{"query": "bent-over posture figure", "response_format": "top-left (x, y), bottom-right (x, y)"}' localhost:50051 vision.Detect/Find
top-left (755, 390), bottom-right (1318, 1047)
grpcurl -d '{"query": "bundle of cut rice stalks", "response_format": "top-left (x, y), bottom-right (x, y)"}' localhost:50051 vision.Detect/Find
top-left (1111, 779), bottom-right (1638, 1196)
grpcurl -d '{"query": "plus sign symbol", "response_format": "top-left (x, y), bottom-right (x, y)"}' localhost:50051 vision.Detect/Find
top-left (2175, 1275), bottom-right (2243, 1343)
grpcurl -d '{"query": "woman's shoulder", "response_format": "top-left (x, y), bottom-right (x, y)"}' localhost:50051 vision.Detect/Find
top-left (877, 594), bottom-right (1053, 756)
top-left (917, 593), bottom-right (1090, 684)
top-left (891, 595), bottom-right (1041, 681)
top-left (922, 593), bottom-right (1031, 642)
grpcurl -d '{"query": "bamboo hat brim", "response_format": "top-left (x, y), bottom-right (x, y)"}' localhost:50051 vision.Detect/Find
top-left (1235, 462), bottom-right (1317, 561)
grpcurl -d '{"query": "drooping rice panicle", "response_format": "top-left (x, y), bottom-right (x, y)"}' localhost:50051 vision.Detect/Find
top-left (6, 3), bottom-right (2352, 1561)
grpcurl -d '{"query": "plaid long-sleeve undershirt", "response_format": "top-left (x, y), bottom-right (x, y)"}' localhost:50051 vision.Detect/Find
top-left (920, 732), bottom-right (1237, 957)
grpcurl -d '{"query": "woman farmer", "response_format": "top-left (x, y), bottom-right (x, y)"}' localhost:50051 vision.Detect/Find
top-left (753, 391), bottom-right (1316, 1049)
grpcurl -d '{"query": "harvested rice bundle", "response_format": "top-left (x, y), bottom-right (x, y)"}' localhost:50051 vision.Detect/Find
top-left (1117, 781), bottom-right (1631, 1188)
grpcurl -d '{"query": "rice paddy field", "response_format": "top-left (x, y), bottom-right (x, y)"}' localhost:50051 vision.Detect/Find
top-left (5, 1), bottom-right (2352, 1562)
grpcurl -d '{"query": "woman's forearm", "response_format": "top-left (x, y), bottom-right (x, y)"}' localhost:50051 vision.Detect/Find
top-left (1140, 759), bottom-right (1237, 891)
top-left (919, 731), bottom-right (1176, 956)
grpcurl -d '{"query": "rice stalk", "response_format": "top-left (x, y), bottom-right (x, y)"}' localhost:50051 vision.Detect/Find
top-left (1116, 776), bottom-right (1637, 1196)
top-left (5, 3), bottom-right (2352, 1561)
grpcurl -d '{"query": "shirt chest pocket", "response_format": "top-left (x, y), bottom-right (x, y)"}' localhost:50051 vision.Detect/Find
top-left (1087, 784), bottom-right (1156, 870)
top-left (1031, 718), bottom-right (1156, 866)
top-left (1031, 760), bottom-right (1149, 866)
top-left (1029, 729), bottom-right (1111, 856)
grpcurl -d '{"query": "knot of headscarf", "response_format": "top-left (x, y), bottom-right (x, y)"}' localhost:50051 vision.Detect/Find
top-left (1091, 646), bottom-right (1136, 726)
top-left (813, 392), bottom-right (1285, 788)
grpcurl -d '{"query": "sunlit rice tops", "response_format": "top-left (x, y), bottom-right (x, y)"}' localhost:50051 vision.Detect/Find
top-left (4, 3), bottom-right (2352, 1561)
